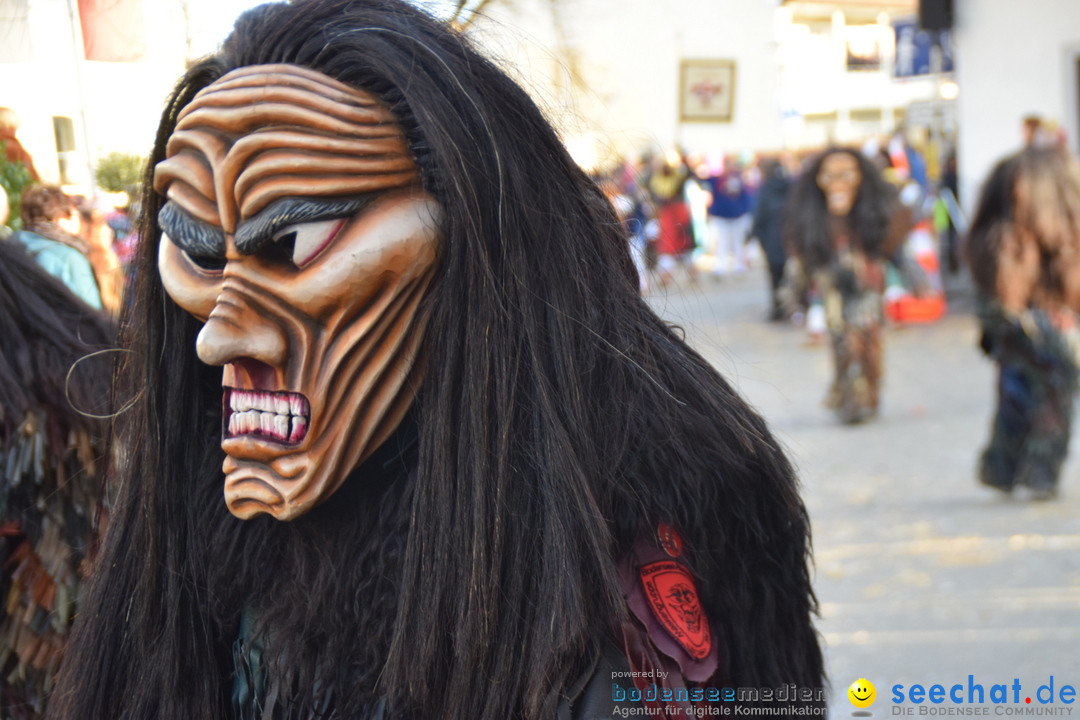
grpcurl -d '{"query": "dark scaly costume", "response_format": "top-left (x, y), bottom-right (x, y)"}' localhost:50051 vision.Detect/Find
top-left (817, 230), bottom-right (887, 422)
top-left (977, 301), bottom-right (1078, 494)
top-left (49, 3), bottom-right (824, 719)
top-left (0, 239), bottom-right (113, 720)
top-left (786, 148), bottom-right (904, 424)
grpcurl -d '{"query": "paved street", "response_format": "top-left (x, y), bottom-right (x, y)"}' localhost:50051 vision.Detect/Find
top-left (647, 267), bottom-right (1080, 715)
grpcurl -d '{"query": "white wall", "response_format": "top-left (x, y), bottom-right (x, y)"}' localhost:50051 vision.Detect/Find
top-left (954, 0), bottom-right (1080, 211)
top-left (468, 0), bottom-right (786, 166)
top-left (0, 0), bottom-right (231, 189)
top-left (773, 8), bottom-right (939, 151)
top-left (467, 0), bottom-right (943, 167)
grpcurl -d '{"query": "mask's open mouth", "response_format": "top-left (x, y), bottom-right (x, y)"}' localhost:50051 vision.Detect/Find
top-left (224, 387), bottom-right (310, 444)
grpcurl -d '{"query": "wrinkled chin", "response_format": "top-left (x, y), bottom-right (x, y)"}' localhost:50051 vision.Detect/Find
top-left (222, 453), bottom-right (325, 520)
top-left (219, 394), bottom-right (409, 521)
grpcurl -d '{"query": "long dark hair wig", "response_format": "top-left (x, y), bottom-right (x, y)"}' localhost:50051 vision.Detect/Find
top-left (50, 2), bottom-right (822, 719)
top-left (786, 146), bottom-right (899, 272)
top-left (967, 146), bottom-right (1080, 310)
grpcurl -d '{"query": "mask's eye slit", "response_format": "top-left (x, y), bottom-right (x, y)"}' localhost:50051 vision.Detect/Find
top-left (292, 219), bottom-right (345, 268)
top-left (184, 251), bottom-right (226, 273)
top-left (263, 230), bottom-right (298, 267)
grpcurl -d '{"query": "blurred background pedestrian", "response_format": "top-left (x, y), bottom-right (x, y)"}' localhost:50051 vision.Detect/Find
top-left (12, 186), bottom-right (102, 310)
top-left (648, 151), bottom-right (697, 286)
top-left (11, 186), bottom-right (123, 314)
top-left (705, 155), bottom-right (753, 277)
top-left (749, 156), bottom-right (792, 320)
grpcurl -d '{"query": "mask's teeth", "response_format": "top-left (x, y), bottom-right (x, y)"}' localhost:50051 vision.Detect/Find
top-left (224, 390), bottom-right (310, 443)
top-left (290, 416), bottom-right (308, 443)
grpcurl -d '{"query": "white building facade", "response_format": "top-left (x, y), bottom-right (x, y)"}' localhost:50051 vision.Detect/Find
top-left (466, 0), bottom-right (787, 166)
top-left (2, 0), bottom-right (1077, 208)
top-left (465, 0), bottom-right (942, 167)
top-left (953, 0), bottom-right (1080, 209)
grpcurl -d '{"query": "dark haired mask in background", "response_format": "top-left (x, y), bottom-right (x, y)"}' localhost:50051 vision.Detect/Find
top-left (816, 152), bottom-right (862, 217)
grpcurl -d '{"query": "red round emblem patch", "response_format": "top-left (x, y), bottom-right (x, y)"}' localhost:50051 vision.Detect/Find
top-left (657, 522), bottom-right (683, 558)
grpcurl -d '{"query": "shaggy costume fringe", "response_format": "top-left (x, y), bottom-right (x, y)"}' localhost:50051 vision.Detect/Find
top-left (49, 2), bottom-right (824, 718)
top-left (0, 238), bottom-right (114, 720)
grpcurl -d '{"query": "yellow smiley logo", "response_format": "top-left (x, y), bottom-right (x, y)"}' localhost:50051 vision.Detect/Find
top-left (848, 678), bottom-right (876, 708)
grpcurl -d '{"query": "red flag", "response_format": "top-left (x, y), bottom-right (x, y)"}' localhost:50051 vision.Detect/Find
top-left (77, 0), bottom-right (147, 62)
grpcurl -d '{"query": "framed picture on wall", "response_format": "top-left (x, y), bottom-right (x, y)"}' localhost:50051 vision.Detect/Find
top-left (680, 59), bottom-right (736, 122)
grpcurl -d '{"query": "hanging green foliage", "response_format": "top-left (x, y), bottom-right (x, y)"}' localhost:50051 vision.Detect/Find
top-left (0, 141), bottom-right (36, 231)
top-left (95, 151), bottom-right (145, 195)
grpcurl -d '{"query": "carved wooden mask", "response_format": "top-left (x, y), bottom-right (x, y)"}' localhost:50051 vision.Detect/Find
top-left (816, 152), bottom-right (862, 217)
top-left (154, 64), bottom-right (440, 520)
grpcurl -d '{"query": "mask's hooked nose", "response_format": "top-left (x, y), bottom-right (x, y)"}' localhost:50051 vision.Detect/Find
top-left (195, 284), bottom-right (288, 371)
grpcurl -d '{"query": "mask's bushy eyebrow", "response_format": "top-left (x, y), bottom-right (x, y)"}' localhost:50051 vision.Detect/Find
top-left (158, 201), bottom-right (226, 257)
top-left (234, 196), bottom-right (376, 255)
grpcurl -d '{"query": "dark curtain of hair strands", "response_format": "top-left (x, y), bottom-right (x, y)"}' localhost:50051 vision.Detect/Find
top-left (49, 2), bottom-right (824, 719)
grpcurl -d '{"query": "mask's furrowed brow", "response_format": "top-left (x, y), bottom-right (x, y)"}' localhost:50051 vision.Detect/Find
top-left (158, 201), bottom-right (227, 257)
top-left (234, 196), bottom-right (376, 255)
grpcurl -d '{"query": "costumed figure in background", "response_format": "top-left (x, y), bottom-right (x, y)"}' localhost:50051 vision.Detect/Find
top-left (50, 2), bottom-right (823, 719)
top-left (967, 147), bottom-right (1080, 499)
top-left (0, 238), bottom-right (113, 719)
top-left (786, 147), bottom-right (904, 424)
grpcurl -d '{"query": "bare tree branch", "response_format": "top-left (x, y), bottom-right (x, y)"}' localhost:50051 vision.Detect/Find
top-left (450, 0), bottom-right (469, 23)
top-left (454, 0), bottom-right (495, 30)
